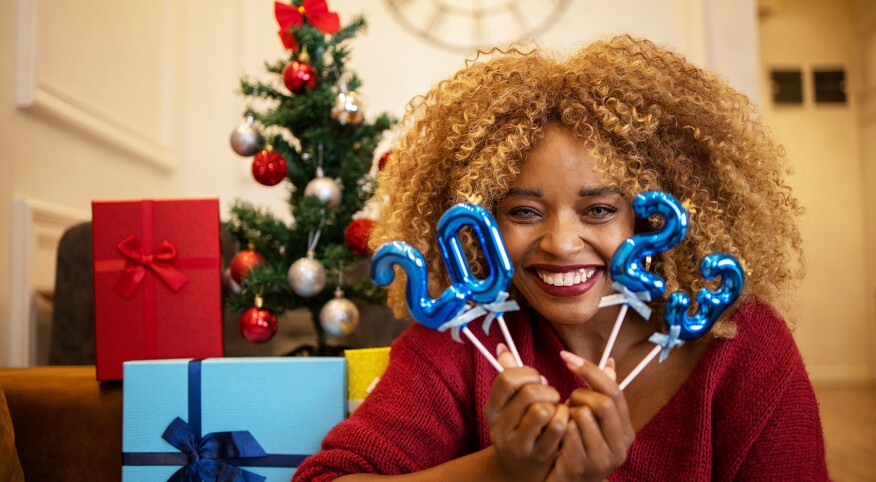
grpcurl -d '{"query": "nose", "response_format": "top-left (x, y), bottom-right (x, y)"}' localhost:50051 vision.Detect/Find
top-left (537, 212), bottom-right (586, 258)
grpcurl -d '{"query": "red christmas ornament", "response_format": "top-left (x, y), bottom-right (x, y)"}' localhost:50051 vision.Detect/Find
top-left (239, 305), bottom-right (277, 343)
top-left (230, 247), bottom-right (265, 283)
top-left (378, 151), bottom-right (393, 171)
top-left (282, 60), bottom-right (317, 94)
top-left (251, 150), bottom-right (288, 186)
top-left (344, 218), bottom-right (375, 257)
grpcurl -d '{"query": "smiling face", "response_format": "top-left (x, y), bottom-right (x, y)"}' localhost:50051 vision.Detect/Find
top-left (495, 124), bottom-right (635, 329)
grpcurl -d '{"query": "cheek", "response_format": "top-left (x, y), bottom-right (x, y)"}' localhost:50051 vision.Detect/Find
top-left (496, 225), bottom-right (529, 268)
top-left (598, 219), bottom-right (636, 260)
top-left (510, 269), bottom-right (534, 301)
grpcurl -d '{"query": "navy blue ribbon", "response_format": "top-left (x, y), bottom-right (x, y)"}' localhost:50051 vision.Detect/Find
top-left (123, 360), bottom-right (307, 481)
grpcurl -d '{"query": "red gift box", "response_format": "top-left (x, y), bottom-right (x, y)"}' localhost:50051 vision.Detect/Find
top-left (92, 199), bottom-right (223, 380)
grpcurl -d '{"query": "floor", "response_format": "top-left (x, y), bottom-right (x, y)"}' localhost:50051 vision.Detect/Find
top-left (816, 386), bottom-right (876, 481)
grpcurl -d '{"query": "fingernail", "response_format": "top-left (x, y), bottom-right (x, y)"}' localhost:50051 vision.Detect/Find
top-left (560, 350), bottom-right (585, 368)
top-left (540, 375), bottom-right (549, 386)
top-left (605, 357), bottom-right (617, 382)
top-left (497, 343), bottom-right (509, 356)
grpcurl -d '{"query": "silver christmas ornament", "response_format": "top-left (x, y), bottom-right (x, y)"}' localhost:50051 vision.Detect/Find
top-left (331, 91), bottom-right (364, 125)
top-left (320, 288), bottom-right (360, 337)
top-left (222, 268), bottom-right (242, 294)
top-left (304, 167), bottom-right (342, 208)
top-left (229, 115), bottom-right (265, 156)
top-left (287, 250), bottom-right (326, 297)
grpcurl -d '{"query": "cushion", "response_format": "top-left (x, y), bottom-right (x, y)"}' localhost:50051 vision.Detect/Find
top-left (0, 389), bottom-right (25, 482)
top-left (0, 366), bottom-right (122, 481)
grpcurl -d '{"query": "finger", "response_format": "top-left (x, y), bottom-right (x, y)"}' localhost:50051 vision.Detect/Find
top-left (548, 416), bottom-right (586, 481)
top-left (571, 406), bottom-right (613, 470)
top-left (561, 352), bottom-right (631, 433)
top-left (496, 342), bottom-right (519, 370)
top-left (485, 365), bottom-right (544, 422)
top-left (494, 382), bottom-right (561, 435)
top-left (568, 389), bottom-right (629, 458)
top-left (531, 401), bottom-right (568, 460)
top-left (605, 357), bottom-right (617, 382)
top-left (508, 401), bottom-right (562, 460)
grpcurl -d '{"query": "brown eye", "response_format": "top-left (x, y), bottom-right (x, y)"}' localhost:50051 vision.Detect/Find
top-left (507, 206), bottom-right (540, 220)
top-left (587, 205), bottom-right (617, 218)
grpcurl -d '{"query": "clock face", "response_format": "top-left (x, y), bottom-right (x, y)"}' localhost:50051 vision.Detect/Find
top-left (384, 0), bottom-right (572, 53)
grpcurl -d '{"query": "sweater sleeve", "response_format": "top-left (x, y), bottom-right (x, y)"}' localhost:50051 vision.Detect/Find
top-left (292, 325), bottom-right (477, 481)
top-left (711, 302), bottom-right (829, 481)
top-left (731, 362), bottom-right (829, 481)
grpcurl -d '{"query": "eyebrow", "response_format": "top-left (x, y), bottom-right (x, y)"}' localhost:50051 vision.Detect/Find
top-left (579, 186), bottom-right (623, 197)
top-left (504, 186), bottom-right (622, 198)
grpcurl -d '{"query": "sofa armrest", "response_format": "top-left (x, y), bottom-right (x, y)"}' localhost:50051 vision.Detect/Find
top-left (0, 366), bottom-right (121, 481)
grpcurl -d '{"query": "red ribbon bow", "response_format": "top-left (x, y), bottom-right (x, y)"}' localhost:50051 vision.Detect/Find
top-left (274, 0), bottom-right (340, 51)
top-left (115, 234), bottom-right (189, 298)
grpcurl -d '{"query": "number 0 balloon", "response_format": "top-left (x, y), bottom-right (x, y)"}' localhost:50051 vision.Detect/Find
top-left (371, 201), bottom-right (520, 371)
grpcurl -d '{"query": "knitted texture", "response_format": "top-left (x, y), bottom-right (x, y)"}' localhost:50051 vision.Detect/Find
top-left (292, 301), bottom-right (829, 481)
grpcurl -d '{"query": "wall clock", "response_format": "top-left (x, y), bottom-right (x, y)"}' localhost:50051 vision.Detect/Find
top-left (384, 0), bottom-right (572, 53)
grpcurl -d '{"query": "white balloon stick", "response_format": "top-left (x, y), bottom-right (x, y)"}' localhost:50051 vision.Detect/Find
top-left (618, 344), bottom-right (661, 390)
top-left (599, 304), bottom-right (629, 370)
top-left (495, 314), bottom-right (523, 367)
top-left (462, 326), bottom-right (503, 372)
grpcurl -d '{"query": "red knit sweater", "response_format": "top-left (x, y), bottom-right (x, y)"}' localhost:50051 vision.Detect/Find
top-left (293, 301), bottom-right (829, 481)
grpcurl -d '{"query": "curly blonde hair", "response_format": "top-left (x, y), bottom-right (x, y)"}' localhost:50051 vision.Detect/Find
top-left (370, 36), bottom-right (804, 337)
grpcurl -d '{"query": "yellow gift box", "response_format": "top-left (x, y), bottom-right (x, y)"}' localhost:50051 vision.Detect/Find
top-left (344, 347), bottom-right (391, 415)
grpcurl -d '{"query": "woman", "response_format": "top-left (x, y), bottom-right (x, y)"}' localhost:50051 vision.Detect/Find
top-left (293, 35), bottom-right (828, 481)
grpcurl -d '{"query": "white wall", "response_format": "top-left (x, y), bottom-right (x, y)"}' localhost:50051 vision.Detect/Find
top-left (0, 0), bottom-right (777, 367)
top-left (759, 0), bottom-right (873, 384)
top-left (182, 0), bottom-right (762, 218)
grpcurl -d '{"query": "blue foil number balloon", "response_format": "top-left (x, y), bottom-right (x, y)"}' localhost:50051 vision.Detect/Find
top-left (371, 241), bottom-right (469, 330)
top-left (610, 191), bottom-right (688, 298)
top-left (664, 253), bottom-right (745, 340)
top-left (437, 203), bottom-right (514, 304)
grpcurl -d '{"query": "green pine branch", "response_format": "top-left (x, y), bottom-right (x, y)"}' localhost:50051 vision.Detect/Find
top-left (227, 7), bottom-right (397, 353)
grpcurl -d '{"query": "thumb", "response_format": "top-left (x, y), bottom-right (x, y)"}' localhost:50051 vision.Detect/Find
top-left (496, 343), bottom-right (518, 369)
top-left (605, 357), bottom-right (617, 382)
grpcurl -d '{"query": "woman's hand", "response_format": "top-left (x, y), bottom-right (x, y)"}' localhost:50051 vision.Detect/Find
top-left (547, 354), bottom-right (634, 482)
top-left (484, 344), bottom-right (569, 482)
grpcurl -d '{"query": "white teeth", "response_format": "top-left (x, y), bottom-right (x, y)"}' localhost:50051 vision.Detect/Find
top-left (536, 268), bottom-right (596, 286)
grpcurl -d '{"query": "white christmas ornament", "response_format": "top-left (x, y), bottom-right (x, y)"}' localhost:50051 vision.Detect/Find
top-left (331, 91), bottom-right (364, 125)
top-left (320, 288), bottom-right (360, 336)
top-left (304, 166), bottom-right (342, 208)
top-left (222, 268), bottom-right (242, 294)
top-left (287, 249), bottom-right (326, 297)
top-left (229, 115), bottom-right (265, 156)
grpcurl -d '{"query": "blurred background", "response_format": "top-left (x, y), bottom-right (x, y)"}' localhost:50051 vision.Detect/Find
top-left (0, 0), bottom-right (873, 478)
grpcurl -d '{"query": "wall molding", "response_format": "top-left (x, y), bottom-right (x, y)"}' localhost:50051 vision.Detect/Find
top-left (15, 0), bottom-right (180, 171)
top-left (6, 196), bottom-right (88, 366)
top-left (860, 83), bottom-right (876, 124)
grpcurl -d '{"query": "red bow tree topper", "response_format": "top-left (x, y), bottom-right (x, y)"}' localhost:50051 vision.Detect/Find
top-left (275, 0), bottom-right (340, 51)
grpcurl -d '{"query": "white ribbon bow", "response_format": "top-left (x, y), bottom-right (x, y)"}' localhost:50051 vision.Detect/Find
top-left (480, 291), bottom-right (520, 334)
top-left (648, 325), bottom-right (684, 362)
top-left (598, 282), bottom-right (652, 320)
top-left (438, 304), bottom-right (487, 343)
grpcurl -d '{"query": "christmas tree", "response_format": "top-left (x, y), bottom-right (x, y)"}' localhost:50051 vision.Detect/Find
top-left (226, 0), bottom-right (394, 355)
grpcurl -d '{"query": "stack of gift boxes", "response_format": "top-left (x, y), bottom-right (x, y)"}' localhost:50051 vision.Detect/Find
top-left (92, 199), bottom-right (390, 481)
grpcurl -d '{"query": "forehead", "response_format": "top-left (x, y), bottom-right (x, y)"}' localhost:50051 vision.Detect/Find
top-left (514, 124), bottom-right (604, 187)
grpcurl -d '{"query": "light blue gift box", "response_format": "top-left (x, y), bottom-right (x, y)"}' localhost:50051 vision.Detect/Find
top-left (122, 357), bottom-right (345, 482)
